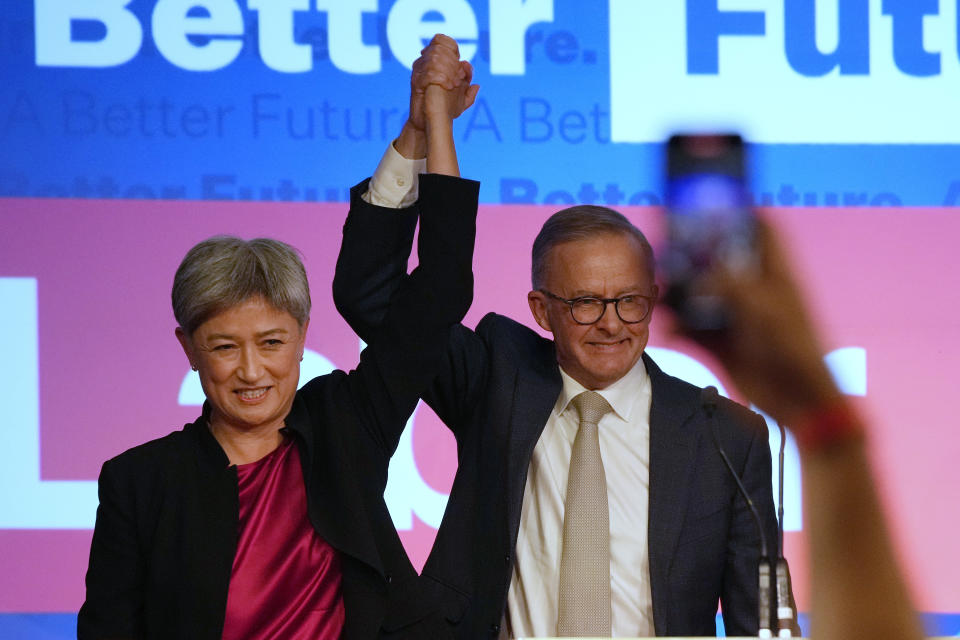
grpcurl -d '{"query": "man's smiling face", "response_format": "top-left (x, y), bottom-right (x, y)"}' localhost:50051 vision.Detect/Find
top-left (528, 232), bottom-right (658, 390)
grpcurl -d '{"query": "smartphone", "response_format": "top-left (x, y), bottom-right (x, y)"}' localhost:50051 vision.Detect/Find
top-left (661, 133), bottom-right (756, 331)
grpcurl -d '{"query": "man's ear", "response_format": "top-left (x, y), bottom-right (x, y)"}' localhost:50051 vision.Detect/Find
top-left (527, 291), bottom-right (553, 333)
top-left (175, 327), bottom-right (195, 368)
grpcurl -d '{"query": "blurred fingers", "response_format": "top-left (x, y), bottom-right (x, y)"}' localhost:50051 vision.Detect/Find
top-left (464, 84), bottom-right (481, 110)
top-left (428, 33), bottom-right (460, 57)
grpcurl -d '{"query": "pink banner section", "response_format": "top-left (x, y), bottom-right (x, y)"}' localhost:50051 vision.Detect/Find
top-left (1, 198), bottom-right (957, 615)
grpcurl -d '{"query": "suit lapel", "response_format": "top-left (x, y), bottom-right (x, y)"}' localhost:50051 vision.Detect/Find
top-left (505, 337), bottom-right (562, 547)
top-left (644, 354), bottom-right (704, 635)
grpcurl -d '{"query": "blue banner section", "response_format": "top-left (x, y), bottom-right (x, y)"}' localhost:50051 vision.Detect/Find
top-left (2, 1), bottom-right (959, 205)
top-left (0, 614), bottom-right (76, 640)
top-left (5, 612), bottom-right (960, 638)
top-left (927, 613), bottom-right (960, 637)
top-left (715, 613), bottom-right (811, 637)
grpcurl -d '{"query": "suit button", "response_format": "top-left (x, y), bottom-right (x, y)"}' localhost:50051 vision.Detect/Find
top-left (504, 554), bottom-right (511, 564)
top-left (385, 573), bottom-right (393, 584)
top-left (489, 623), bottom-right (500, 634)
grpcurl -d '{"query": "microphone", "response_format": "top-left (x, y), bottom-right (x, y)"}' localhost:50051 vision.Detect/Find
top-left (701, 386), bottom-right (773, 638)
top-left (774, 418), bottom-right (798, 636)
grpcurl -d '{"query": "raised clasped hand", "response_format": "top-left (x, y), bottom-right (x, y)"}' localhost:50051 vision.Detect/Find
top-left (410, 34), bottom-right (480, 130)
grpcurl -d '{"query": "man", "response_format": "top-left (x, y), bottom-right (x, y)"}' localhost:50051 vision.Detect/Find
top-left (336, 36), bottom-right (778, 638)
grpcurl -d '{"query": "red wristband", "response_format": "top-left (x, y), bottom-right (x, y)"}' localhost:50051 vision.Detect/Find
top-left (791, 400), bottom-right (865, 454)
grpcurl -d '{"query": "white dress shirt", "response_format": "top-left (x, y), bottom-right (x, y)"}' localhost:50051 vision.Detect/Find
top-left (506, 358), bottom-right (655, 638)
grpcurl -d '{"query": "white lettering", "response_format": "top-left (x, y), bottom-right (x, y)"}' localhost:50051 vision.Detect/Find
top-left (645, 346), bottom-right (727, 395)
top-left (151, 0), bottom-right (243, 72)
top-left (386, 0), bottom-right (479, 69)
top-left (34, 0), bottom-right (561, 75)
top-left (489, 0), bottom-right (554, 74)
top-left (825, 346), bottom-right (867, 395)
top-left (609, 0), bottom-right (960, 143)
top-left (34, 0), bottom-right (142, 67)
top-left (249, 0), bottom-right (312, 73)
top-left (0, 278), bottom-right (97, 529)
top-left (316, 0), bottom-right (382, 73)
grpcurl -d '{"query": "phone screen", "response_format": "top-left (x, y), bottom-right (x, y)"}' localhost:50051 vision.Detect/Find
top-left (662, 134), bottom-right (755, 330)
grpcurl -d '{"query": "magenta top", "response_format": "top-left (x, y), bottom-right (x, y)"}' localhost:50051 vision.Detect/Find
top-left (221, 438), bottom-right (345, 640)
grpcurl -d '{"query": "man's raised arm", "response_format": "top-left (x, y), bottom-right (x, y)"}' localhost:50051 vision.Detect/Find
top-left (334, 35), bottom-right (477, 341)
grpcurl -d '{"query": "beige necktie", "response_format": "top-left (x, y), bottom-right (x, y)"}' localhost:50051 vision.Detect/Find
top-left (557, 390), bottom-right (614, 637)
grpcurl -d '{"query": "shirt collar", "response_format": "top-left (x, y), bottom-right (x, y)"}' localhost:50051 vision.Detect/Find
top-left (555, 356), bottom-right (651, 424)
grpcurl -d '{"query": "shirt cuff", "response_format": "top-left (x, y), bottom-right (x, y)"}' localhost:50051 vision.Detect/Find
top-left (361, 141), bottom-right (426, 208)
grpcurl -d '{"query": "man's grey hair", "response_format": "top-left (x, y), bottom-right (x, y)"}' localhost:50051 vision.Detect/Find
top-left (172, 236), bottom-right (311, 336)
top-left (531, 205), bottom-right (655, 289)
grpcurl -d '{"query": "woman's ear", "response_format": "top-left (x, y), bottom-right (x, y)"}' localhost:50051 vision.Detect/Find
top-left (175, 327), bottom-right (196, 369)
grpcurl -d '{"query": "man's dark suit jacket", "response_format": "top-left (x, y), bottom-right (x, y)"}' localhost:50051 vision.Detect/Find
top-left (77, 174), bottom-right (479, 640)
top-left (334, 197), bottom-right (780, 638)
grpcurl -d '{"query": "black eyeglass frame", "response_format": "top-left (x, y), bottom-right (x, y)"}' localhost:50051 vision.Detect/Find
top-left (538, 289), bottom-right (656, 325)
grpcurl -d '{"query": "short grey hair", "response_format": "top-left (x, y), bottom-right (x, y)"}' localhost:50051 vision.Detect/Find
top-left (172, 236), bottom-right (311, 336)
top-left (531, 205), bottom-right (655, 289)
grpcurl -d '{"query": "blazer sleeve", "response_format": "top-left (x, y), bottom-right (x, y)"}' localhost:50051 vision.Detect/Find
top-left (333, 177), bottom-right (420, 342)
top-left (77, 457), bottom-right (145, 640)
top-left (334, 173), bottom-right (491, 443)
top-left (341, 173), bottom-right (481, 455)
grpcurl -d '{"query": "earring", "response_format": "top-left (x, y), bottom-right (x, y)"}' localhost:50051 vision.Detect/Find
top-left (191, 364), bottom-right (198, 371)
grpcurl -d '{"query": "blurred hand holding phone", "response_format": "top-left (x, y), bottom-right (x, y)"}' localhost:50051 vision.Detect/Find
top-left (661, 133), bottom-right (756, 331)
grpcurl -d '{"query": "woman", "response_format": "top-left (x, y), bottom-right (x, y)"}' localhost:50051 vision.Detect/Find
top-left (78, 42), bottom-right (479, 639)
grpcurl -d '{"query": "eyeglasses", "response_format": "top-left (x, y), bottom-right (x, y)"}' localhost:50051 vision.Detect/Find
top-left (539, 289), bottom-right (656, 325)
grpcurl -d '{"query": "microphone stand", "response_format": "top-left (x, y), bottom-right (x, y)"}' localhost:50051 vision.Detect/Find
top-left (702, 387), bottom-right (773, 638)
top-left (775, 419), bottom-right (798, 636)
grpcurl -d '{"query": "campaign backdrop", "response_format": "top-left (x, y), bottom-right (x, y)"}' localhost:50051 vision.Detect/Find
top-left (2, 1), bottom-right (959, 637)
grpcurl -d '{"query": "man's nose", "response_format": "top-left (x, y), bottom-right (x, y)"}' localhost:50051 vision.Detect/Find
top-left (594, 300), bottom-right (623, 333)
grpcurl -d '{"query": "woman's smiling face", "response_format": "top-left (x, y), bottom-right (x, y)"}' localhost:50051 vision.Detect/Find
top-left (177, 296), bottom-right (307, 434)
